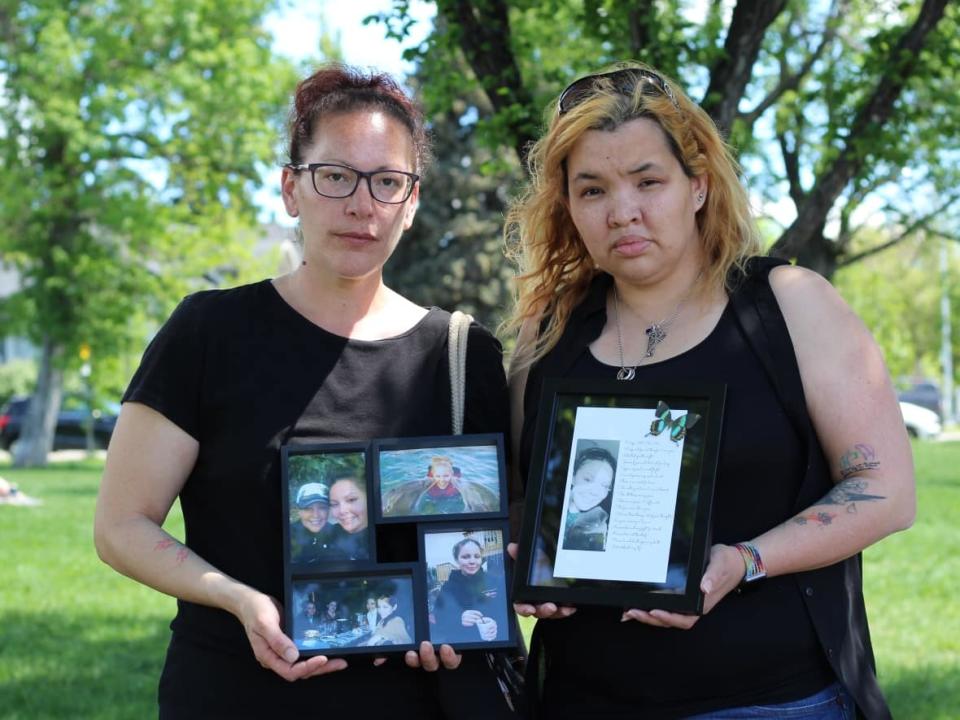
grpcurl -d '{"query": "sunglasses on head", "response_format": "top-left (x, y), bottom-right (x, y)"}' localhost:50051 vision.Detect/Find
top-left (557, 68), bottom-right (680, 116)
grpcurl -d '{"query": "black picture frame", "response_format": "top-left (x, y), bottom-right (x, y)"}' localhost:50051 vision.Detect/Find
top-left (287, 564), bottom-right (422, 657)
top-left (372, 434), bottom-right (508, 524)
top-left (512, 379), bottom-right (726, 614)
top-left (282, 443), bottom-right (376, 570)
top-left (417, 520), bottom-right (518, 651)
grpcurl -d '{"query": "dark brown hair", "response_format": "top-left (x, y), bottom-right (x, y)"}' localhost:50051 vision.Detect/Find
top-left (287, 64), bottom-right (430, 172)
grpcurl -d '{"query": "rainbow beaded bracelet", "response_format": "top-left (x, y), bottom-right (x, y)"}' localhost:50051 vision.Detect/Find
top-left (733, 541), bottom-right (766, 584)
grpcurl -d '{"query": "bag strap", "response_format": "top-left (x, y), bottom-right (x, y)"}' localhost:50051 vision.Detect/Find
top-left (447, 310), bottom-right (473, 435)
top-left (448, 309), bottom-right (529, 714)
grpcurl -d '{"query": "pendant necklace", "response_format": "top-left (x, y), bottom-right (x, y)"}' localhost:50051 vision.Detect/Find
top-left (613, 274), bottom-right (700, 381)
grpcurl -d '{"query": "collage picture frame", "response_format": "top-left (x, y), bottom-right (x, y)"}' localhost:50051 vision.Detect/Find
top-left (281, 433), bottom-right (515, 657)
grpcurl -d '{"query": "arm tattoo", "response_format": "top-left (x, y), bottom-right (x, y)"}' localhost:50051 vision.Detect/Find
top-left (154, 537), bottom-right (189, 565)
top-left (820, 478), bottom-right (885, 506)
top-left (839, 443), bottom-right (880, 480)
top-left (793, 511), bottom-right (838, 527)
top-left (791, 476), bottom-right (886, 527)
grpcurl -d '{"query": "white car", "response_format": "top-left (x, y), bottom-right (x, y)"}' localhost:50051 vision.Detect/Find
top-left (899, 401), bottom-right (941, 439)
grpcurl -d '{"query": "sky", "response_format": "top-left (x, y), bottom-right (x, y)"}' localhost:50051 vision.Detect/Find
top-left (258, 1), bottom-right (435, 223)
top-left (265, 0), bottom-right (435, 77)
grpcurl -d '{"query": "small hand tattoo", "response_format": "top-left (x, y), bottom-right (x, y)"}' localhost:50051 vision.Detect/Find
top-left (154, 538), bottom-right (176, 551)
top-left (175, 547), bottom-right (189, 565)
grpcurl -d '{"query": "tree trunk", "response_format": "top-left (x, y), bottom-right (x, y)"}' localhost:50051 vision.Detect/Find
top-left (12, 336), bottom-right (63, 468)
top-left (791, 222), bottom-right (838, 279)
top-left (439, 0), bottom-right (538, 163)
top-left (701, 0), bottom-right (789, 133)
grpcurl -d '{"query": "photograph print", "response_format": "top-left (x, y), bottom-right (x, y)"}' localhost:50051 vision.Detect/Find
top-left (284, 444), bottom-right (373, 564)
top-left (290, 568), bottom-right (417, 655)
top-left (560, 439), bottom-right (619, 552)
top-left (374, 435), bottom-right (506, 522)
top-left (420, 522), bottom-right (515, 650)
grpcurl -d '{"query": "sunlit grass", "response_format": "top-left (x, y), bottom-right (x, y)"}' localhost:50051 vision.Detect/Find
top-left (1, 442), bottom-right (956, 717)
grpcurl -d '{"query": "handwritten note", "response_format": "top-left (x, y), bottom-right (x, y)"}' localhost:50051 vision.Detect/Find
top-left (553, 407), bottom-right (682, 583)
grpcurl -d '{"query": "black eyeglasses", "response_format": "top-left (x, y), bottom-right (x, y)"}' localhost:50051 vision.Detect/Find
top-left (557, 68), bottom-right (680, 116)
top-left (285, 163), bottom-right (420, 204)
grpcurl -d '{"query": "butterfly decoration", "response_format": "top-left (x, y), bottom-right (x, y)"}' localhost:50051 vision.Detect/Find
top-left (647, 401), bottom-right (701, 444)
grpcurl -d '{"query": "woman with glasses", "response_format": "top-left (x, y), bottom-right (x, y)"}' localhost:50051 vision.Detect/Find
top-left (95, 64), bottom-right (515, 718)
top-left (507, 62), bottom-right (913, 718)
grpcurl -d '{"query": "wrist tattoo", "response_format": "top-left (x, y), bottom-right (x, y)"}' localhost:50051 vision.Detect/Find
top-left (839, 444), bottom-right (880, 479)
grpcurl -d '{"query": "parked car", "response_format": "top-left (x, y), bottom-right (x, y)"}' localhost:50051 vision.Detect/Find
top-left (899, 401), bottom-right (941, 440)
top-left (897, 381), bottom-right (943, 421)
top-left (0, 395), bottom-right (118, 451)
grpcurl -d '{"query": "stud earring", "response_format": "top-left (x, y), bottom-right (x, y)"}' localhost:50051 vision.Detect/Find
top-left (697, 193), bottom-right (705, 203)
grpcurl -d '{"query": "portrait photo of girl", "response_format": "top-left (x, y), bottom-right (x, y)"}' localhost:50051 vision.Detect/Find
top-left (561, 442), bottom-right (618, 552)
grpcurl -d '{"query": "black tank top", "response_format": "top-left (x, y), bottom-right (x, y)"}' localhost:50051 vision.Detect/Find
top-left (525, 301), bottom-right (834, 718)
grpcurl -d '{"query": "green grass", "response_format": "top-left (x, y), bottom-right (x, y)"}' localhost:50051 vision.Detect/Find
top-left (0, 459), bottom-right (182, 719)
top-left (1, 443), bottom-right (957, 718)
top-left (865, 441), bottom-right (960, 718)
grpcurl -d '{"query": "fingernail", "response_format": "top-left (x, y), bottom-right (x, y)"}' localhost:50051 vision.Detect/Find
top-left (283, 648), bottom-right (298, 663)
top-left (620, 612), bottom-right (629, 622)
top-left (701, 580), bottom-right (712, 594)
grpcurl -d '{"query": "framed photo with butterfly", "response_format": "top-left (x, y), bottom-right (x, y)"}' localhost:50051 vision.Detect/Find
top-left (512, 378), bottom-right (726, 613)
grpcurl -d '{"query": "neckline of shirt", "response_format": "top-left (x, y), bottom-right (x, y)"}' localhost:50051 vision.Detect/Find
top-left (586, 298), bottom-right (732, 371)
top-left (261, 279), bottom-right (440, 345)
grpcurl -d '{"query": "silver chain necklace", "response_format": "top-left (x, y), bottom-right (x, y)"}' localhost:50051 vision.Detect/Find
top-left (613, 276), bottom-right (699, 381)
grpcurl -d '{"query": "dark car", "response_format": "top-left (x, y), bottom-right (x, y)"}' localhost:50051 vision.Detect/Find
top-left (0, 396), bottom-right (118, 451)
top-left (897, 381), bottom-right (943, 421)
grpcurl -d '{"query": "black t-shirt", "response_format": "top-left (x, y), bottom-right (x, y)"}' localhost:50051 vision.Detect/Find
top-left (123, 279), bottom-right (510, 716)
top-left (520, 277), bottom-right (834, 718)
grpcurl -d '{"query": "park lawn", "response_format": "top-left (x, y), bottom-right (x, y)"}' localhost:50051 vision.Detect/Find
top-left (1, 442), bottom-right (958, 718)
top-left (0, 459), bottom-right (182, 720)
top-left (865, 440), bottom-right (960, 719)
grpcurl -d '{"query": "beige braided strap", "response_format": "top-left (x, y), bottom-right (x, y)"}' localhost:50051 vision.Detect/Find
top-left (447, 310), bottom-right (473, 435)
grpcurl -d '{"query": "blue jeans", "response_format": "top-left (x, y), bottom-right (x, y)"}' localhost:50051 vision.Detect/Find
top-left (684, 683), bottom-right (854, 719)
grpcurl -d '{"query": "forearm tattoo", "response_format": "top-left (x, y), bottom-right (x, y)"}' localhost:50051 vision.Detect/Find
top-left (154, 537), bottom-right (189, 564)
top-left (839, 443), bottom-right (881, 479)
top-left (791, 445), bottom-right (886, 527)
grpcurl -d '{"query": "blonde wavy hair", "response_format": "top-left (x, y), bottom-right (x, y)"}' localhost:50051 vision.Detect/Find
top-left (504, 61), bottom-right (760, 372)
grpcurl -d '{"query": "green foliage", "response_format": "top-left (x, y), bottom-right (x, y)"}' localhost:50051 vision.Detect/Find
top-left (0, 0), bottom-right (298, 379)
top-left (287, 452), bottom-right (364, 488)
top-left (0, 360), bottom-right (37, 407)
top-left (834, 234), bottom-right (957, 383)
top-left (369, 0), bottom-right (958, 294)
top-left (385, 91), bottom-right (523, 328)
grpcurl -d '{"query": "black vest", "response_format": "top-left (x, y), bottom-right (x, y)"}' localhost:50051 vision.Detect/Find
top-left (520, 257), bottom-right (891, 719)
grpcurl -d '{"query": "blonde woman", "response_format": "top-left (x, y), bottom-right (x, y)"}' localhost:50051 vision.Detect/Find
top-left (507, 62), bottom-right (913, 719)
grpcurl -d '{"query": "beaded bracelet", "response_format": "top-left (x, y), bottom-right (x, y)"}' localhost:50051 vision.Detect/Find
top-left (733, 541), bottom-right (766, 584)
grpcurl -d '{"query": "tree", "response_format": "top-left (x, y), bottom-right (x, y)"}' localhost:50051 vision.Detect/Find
top-left (0, 0), bottom-right (298, 465)
top-left (370, 0), bottom-right (958, 280)
top-left (384, 63), bottom-right (524, 329)
top-left (834, 231), bottom-right (958, 386)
